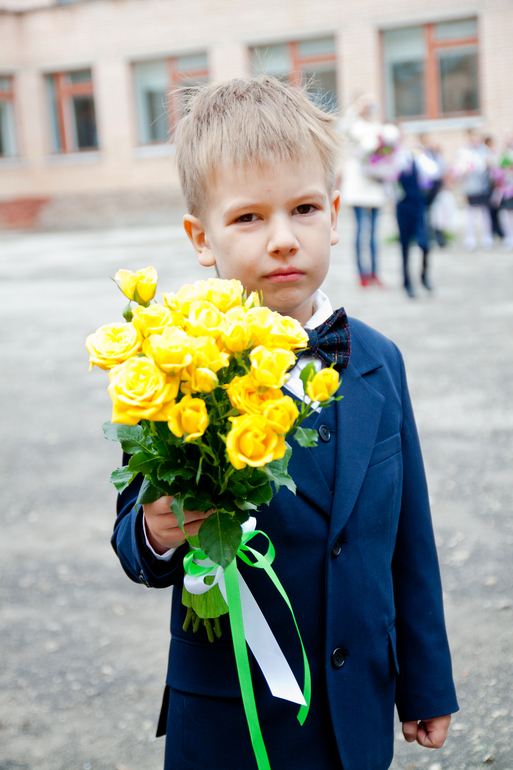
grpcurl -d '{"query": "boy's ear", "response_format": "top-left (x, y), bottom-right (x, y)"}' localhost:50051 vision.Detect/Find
top-left (183, 215), bottom-right (216, 267)
top-left (330, 191), bottom-right (341, 247)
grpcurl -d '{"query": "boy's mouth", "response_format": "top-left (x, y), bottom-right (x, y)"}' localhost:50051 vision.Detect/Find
top-left (265, 267), bottom-right (304, 283)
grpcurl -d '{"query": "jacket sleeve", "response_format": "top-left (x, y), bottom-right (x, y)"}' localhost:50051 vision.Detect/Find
top-left (111, 453), bottom-right (187, 589)
top-left (392, 356), bottom-right (459, 722)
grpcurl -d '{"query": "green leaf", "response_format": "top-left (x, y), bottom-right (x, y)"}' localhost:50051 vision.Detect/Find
top-left (170, 496), bottom-right (185, 532)
top-left (299, 361), bottom-right (316, 392)
top-left (110, 466), bottom-right (137, 493)
top-left (157, 466), bottom-right (179, 486)
top-left (293, 426), bottom-right (319, 449)
top-left (102, 422), bottom-right (147, 454)
top-left (198, 511), bottom-right (243, 569)
top-left (247, 468), bottom-right (271, 488)
top-left (244, 481), bottom-right (273, 506)
top-left (234, 499), bottom-right (259, 511)
top-left (127, 451), bottom-right (160, 475)
top-left (182, 489), bottom-right (215, 512)
top-left (229, 478), bottom-right (252, 496)
top-left (135, 477), bottom-right (165, 506)
top-left (265, 449), bottom-right (297, 495)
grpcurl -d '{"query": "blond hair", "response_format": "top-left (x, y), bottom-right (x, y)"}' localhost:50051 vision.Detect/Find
top-left (173, 75), bottom-right (341, 217)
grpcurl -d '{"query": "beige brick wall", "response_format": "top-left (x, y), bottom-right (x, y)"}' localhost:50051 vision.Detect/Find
top-left (1, 0), bottom-right (512, 203)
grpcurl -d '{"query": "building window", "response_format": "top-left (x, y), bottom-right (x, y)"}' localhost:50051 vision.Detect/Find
top-left (383, 18), bottom-right (479, 121)
top-left (134, 53), bottom-right (208, 145)
top-left (251, 38), bottom-right (338, 109)
top-left (0, 76), bottom-right (18, 157)
top-left (46, 68), bottom-right (98, 153)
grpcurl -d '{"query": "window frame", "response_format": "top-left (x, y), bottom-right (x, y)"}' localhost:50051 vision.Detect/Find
top-left (46, 69), bottom-right (98, 154)
top-left (249, 38), bottom-right (338, 94)
top-left (132, 54), bottom-right (209, 147)
top-left (382, 19), bottom-right (480, 122)
top-left (0, 75), bottom-right (19, 158)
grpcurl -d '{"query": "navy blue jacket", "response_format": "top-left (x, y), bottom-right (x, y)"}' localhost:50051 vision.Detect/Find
top-left (112, 318), bottom-right (458, 770)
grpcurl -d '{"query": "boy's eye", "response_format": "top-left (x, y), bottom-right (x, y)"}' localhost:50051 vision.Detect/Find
top-left (294, 204), bottom-right (317, 215)
top-left (235, 213), bottom-right (259, 223)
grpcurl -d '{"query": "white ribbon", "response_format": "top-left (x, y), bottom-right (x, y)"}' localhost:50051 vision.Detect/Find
top-left (184, 517), bottom-right (306, 707)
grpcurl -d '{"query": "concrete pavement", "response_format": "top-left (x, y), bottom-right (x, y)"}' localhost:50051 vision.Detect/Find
top-left (0, 213), bottom-right (512, 770)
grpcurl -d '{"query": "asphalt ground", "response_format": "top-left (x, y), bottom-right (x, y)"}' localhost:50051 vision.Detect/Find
top-left (0, 211), bottom-right (512, 770)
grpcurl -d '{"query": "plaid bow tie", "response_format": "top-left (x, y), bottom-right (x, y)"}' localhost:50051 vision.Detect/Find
top-left (300, 307), bottom-right (351, 369)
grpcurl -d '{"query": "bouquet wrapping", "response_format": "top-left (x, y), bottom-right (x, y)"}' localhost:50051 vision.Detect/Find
top-left (360, 124), bottom-right (402, 182)
top-left (490, 149), bottom-right (513, 205)
top-left (86, 267), bottom-right (341, 769)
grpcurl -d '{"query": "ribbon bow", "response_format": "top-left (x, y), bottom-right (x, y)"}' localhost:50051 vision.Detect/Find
top-left (301, 307), bottom-right (351, 369)
top-left (183, 517), bottom-right (311, 770)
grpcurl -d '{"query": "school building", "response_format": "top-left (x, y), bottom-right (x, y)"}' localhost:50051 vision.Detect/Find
top-left (1, 0), bottom-right (512, 227)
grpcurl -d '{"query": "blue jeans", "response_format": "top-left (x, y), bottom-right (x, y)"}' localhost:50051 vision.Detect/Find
top-left (354, 206), bottom-right (379, 277)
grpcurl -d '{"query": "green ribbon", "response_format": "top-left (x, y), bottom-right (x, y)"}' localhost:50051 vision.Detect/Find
top-left (183, 527), bottom-right (311, 770)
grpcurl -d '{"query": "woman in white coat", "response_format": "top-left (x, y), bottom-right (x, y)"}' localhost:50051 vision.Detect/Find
top-left (341, 97), bottom-right (393, 287)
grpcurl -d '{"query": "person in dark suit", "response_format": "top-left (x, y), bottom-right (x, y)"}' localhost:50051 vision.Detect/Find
top-left (112, 76), bottom-right (458, 770)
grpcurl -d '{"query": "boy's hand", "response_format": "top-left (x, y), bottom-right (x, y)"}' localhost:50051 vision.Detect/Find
top-left (402, 714), bottom-right (451, 748)
top-left (143, 496), bottom-right (213, 554)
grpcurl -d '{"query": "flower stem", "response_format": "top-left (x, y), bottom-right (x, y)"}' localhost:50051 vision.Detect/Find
top-left (204, 619), bottom-right (214, 643)
top-left (182, 606), bottom-right (194, 632)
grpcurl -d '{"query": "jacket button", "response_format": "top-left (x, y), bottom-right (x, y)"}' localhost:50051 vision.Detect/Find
top-left (331, 540), bottom-right (342, 557)
top-left (319, 425), bottom-right (331, 442)
top-left (331, 648), bottom-right (346, 669)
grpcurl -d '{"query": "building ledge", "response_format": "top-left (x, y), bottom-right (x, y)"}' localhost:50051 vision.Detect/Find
top-left (401, 115), bottom-right (485, 133)
top-left (44, 151), bottom-right (101, 165)
top-left (132, 143), bottom-right (174, 159)
top-left (0, 156), bottom-right (28, 169)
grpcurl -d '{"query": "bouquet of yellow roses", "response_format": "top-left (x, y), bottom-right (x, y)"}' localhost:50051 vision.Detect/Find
top-left (86, 267), bottom-right (340, 769)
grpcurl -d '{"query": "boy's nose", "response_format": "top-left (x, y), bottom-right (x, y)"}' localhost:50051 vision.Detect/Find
top-left (267, 216), bottom-right (300, 256)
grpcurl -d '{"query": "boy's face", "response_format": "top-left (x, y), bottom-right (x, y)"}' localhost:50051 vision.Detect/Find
top-left (184, 155), bottom-right (340, 326)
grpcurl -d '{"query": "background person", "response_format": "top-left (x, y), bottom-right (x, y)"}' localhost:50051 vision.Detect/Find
top-left (484, 135), bottom-right (505, 240)
top-left (396, 138), bottom-right (440, 296)
top-left (340, 95), bottom-right (393, 287)
top-left (454, 129), bottom-right (494, 250)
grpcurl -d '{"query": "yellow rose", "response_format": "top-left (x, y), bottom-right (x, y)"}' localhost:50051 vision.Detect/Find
top-left (243, 291), bottom-right (261, 308)
top-left (186, 301), bottom-right (223, 338)
top-left (181, 366), bottom-right (218, 395)
top-left (263, 315), bottom-right (309, 351)
top-left (245, 307), bottom-right (277, 346)
top-left (168, 395), bottom-right (209, 442)
top-left (220, 317), bottom-right (253, 353)
top-left (226, 414), bottom-right (286, 470)
top-left (203, 278), bottom-right (243, 312)
top-left (250, 346), bottom-right (295, 388)
top-left (225, 374), bottom-right (282, 415)
top-left (86, 323), bottom-right (141, 371)
top-left (132, 303), bottom-right (182, 338)
top-left (161, 281), bottom-right (208, 315)
top-left (191, 336), bottom-right (231, 372)
top-left (114, 267), bottom-right (158, 304)
top-left (262, 396), bottom-right (299, 434)
top-left (108, 356), bottom-right (179, 425)
top-left (142, 327), bottom-right (193, 375)
top-left (306, 368), bottom-right (340, 403)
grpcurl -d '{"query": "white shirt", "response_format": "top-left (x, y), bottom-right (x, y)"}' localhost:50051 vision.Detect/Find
top-left (144, 289), bottom-right (334, 561)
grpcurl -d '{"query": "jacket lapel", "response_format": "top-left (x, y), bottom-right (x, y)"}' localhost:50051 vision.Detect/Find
top-left (286, 322), bottom-right (385, 522)
top-left (287, 415), bottom-right (334, 517)
top-left (329, 353), bottom-right (384, 542)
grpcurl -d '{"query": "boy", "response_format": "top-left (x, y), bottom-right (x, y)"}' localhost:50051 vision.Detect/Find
top-left (113, 76), bottom-right (458, 770)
